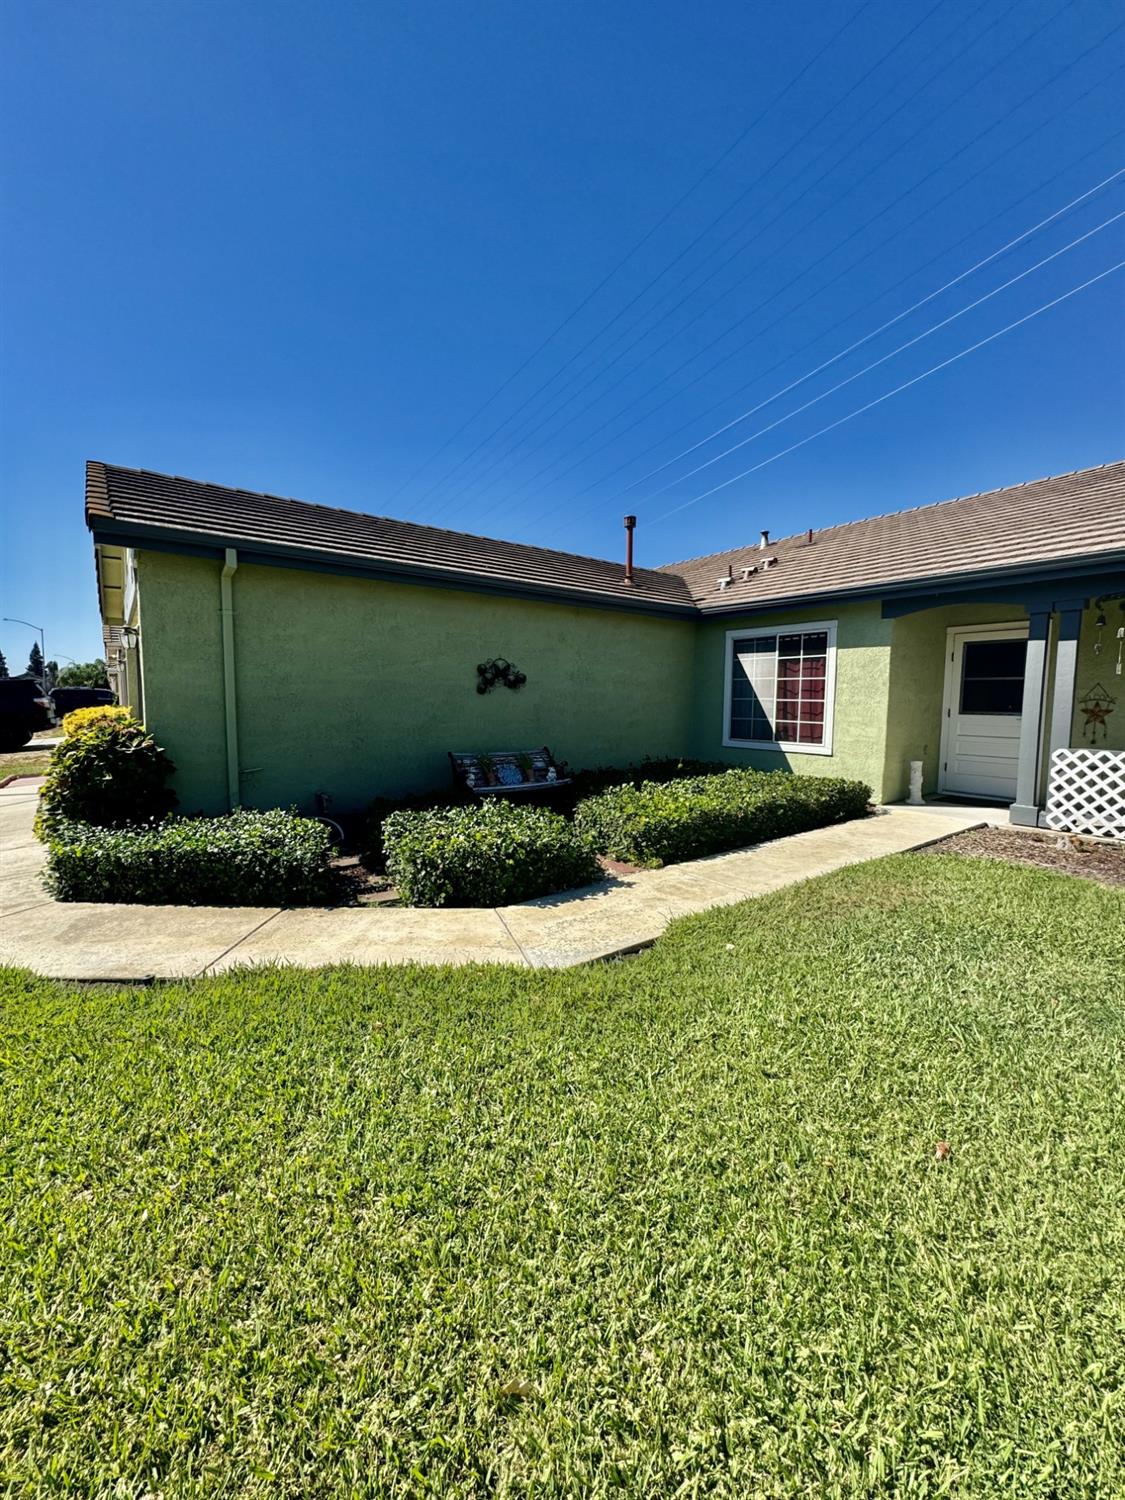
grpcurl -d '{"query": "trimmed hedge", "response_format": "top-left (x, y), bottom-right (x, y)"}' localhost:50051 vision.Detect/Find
top-left (566, 756), bottom-right (728, 801)
top-left (61, 705), bottom-right (131, 737)
top-left (359, 789), bottom-right (466, 871)
top-left (383, 800), bottom-right (602, 908)
top-left (45, 810), bottom-right (340, 906)
top-left (573, 769), bottom-right (872, 867)
top-left (36, 717), bottom-right (176, 839)
top-left (357, 760), bottom-right (722, 866)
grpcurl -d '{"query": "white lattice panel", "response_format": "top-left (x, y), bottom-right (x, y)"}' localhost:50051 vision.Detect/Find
top-left (1045, 749), bottom-right (1125, 839)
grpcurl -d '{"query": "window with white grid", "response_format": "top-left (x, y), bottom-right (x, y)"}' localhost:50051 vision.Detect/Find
top-left (724, 622), bottom-right (837, 755)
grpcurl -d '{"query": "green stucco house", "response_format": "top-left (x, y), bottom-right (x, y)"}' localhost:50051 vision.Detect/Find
top-left (88, 459), bottom-right (1125, 834)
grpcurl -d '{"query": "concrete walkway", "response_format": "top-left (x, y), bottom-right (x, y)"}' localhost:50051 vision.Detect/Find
top-left (0, 778), bottom-right (993, 980)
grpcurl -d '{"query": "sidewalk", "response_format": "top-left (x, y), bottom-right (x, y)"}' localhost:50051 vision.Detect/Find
top-left (0, 778), bottom-right (994, 980)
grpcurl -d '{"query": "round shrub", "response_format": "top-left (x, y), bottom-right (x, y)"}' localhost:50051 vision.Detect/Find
top-left (61, 704), bottom-right (131, 737)
top-left (383, 800), bottom-right (603, 908)
top-left (36, 717), bottom-right (176, 839)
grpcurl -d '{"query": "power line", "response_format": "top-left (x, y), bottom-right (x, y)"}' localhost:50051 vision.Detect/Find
top-left (425, 0), bottom-right (1011, 518)
top-left (653, 258), bottom-right (1125, 523)
top-left (480, 48), bottom-right (1125, 531)
top-left (635, 207), bottom-right (1125, 504)
top-left (551, 111), bottom-right (1125, 522)
top-left (415, 0), bottom-right (957, 517)
top-left (620, 170), bottom-right (1125, 500)
top-left (435, 0), bottom-right (1103, 524)
top-left (382, 0), bottom-right (877, 507)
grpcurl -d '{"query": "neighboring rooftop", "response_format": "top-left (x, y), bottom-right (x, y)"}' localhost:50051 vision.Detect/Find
top-left (87, 459), bottom-right (1125, 618)
top-left (665, 460), bottom-right (1125, 610)
top-left (85, 462), bottom-right (696, 614)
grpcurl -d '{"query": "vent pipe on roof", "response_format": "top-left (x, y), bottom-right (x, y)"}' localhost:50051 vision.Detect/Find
top-left (759, 529), bottom-right (770, 550)
top-left (623, 514), bottom-right (636, 584)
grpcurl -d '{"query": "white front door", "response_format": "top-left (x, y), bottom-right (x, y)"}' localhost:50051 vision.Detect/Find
top-left (940, 625), bottom-right (1028, 802)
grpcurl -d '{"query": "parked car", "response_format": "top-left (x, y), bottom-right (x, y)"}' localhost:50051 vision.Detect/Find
top-left (0, 677), bottom-right (53, 752)
top-left (49, 685), bottom-right (116, 718)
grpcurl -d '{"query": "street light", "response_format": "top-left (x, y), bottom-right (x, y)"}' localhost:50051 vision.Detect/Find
top-left (2, 617), bottom-right (46, 686)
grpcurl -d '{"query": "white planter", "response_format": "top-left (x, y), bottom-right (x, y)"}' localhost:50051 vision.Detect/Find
top-left (907, 760), bottom-right (925, 806)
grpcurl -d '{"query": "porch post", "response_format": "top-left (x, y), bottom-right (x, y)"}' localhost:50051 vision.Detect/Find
top-left (1010, 609), bottom-right (1050, 827)
top-left (1046, 603), bottom-right (1085, 764)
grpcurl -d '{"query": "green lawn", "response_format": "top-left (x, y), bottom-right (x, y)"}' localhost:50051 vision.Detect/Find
top-left (2, 855), bottom-right (1123, 1497)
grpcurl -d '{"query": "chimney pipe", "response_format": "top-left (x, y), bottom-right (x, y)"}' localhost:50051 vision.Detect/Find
top-left (624, 514), bottom-right (636, 583)
top-left (759, 529), bottom-right (770, 550)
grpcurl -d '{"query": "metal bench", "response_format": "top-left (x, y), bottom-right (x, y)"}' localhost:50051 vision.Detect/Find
top-left (449, 746), bottom-right (571, 798)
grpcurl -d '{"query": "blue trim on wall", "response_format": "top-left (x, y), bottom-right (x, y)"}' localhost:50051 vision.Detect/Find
top-left (878, 565), bottom-right (1125, 618)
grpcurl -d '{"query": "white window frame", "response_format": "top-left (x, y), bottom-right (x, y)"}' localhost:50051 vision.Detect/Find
top-left (722, 620), bottom-right (838, 756)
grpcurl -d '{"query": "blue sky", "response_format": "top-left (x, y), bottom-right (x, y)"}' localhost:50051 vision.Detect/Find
top-left (1, 0), bottom-right (1122, 669)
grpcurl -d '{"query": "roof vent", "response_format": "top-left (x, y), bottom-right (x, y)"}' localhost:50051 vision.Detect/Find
top-left (716, 564), bottom-right (734, 591)
top-left (623, 514), bottom-right (636, 584)
top-left (739, 565), bottom-right (757, 580)
top-left (759, 529), bottom-right (770, 550)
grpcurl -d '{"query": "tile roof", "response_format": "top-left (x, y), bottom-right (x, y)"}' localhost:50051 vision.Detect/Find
top-left (85, 462), bottom-right (696, 614)
top-left (87, 459), bottom-right (1125, 620)
top-left (663, 461), bottom-right (1125, 611)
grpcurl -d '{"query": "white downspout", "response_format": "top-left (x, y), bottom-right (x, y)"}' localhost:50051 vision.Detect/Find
top-left (220, 548), bottom-right (240, 811)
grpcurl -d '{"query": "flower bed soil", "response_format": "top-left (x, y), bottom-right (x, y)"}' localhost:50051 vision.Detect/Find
top-left (920, 825), bottom-right (1125, 888)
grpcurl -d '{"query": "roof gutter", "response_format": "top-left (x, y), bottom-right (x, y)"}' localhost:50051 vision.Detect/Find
top-left (220, 548), bottom-right (240, 811)
top-left (87, 521), bottom-right (699, 619)
top-left (705, 549), bottom-right (1125, 619)
top-left (86, 518), bottom-right (1125, 623)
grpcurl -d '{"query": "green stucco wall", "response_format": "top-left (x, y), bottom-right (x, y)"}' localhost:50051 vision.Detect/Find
top-left (134, 549), bottom-right (698, 814)
top-left (132, 547), bottom-right (1123, 817)
top-left (688, 601), bottom-right (895, 800)
top-left (137, 553), bottom-right (228, 811)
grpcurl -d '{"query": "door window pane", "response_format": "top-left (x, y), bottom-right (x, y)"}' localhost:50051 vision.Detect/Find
top-left (959, 639), bottom-right (1027, 715)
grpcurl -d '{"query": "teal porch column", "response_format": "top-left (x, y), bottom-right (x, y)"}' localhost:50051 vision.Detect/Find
top-left (1046, 603), bottom-right (1085, 765)
top-left (1010, 609), bottom-right (1050, 827)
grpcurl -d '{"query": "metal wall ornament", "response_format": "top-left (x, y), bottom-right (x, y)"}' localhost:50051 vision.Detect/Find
top-left (1079, 683), bottom-right (1115, 743)
top-left (1092, 596), bottom-right (1125, 677)
top-left (475, 658), bottom-right (527, 694)
top-left (1093, 609), bottom-right (1107, 654)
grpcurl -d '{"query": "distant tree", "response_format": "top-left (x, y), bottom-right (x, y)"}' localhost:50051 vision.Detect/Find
top-left (45, 660), bottom-right (58, 689)
top-left (27, 642), bottom-right (44, 681)
top-left (56, 659), bottom-right (110, 689)
top-left (0, 649), bottom-right (8, 679)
